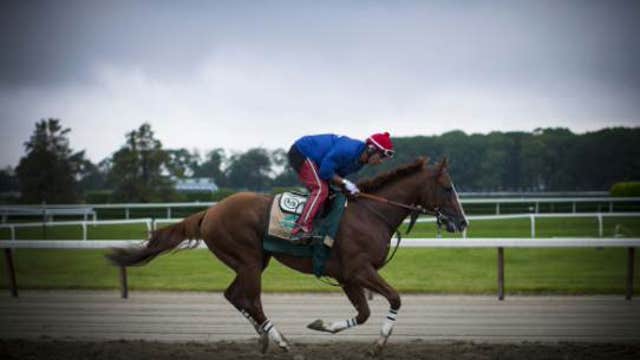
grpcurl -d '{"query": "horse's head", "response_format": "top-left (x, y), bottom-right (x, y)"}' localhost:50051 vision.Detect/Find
top-left (424, 158), bottom-right (468, 233)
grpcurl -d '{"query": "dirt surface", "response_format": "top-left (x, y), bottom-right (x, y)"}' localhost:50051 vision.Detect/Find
top-left (2, 339), bottom-right (640, 360)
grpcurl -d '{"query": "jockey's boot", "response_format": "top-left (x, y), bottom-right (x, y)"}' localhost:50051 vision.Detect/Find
top-left (290, 225), bottom-right (316, 244)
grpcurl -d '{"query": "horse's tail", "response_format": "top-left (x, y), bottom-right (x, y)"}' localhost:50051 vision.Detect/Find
top-left (105, 210), bottom-right (207, 267)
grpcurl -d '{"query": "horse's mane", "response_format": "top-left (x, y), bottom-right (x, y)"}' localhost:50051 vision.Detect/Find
top-left (357, 157), bottom-right (428, 193)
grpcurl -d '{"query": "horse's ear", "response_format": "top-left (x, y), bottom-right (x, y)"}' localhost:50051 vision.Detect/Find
top-left (438, 157), bottom-right (448, 175)
top-left (418, 156), bottom-right (429, 168)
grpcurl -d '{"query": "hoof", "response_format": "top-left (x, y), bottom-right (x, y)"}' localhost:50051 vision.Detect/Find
top-left (368, 337), bottom-right (388, 357)
top-left (367, 344), bottom-right (383, 357)
top-left (307, 319), bottom-right (324, 331)
top-left (259, 333), bottom-right (269, 354)
top-left (278, 334), bottom-right (290, 352)
top-left (277, 341), bottom-right (290, 352)
top-left (307, 319), bottom-right (335, 333)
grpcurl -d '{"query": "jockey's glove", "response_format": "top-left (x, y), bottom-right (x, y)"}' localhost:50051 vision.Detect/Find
top-left (342, 179), bottom-right (360, 195)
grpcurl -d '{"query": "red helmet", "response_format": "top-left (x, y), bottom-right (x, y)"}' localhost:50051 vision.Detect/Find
top-left (366, 132), bottom-right (394, 158)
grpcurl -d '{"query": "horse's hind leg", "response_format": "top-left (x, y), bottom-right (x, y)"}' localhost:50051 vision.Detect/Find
top-left (224, 265), bottom-right (290, 353)
top-left (307, 283), bottom-right (370, 333)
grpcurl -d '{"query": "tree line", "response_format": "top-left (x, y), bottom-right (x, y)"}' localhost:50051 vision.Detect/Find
top-left (0, 119), bottom-right (638, 204)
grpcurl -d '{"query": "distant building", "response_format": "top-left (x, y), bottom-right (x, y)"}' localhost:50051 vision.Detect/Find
top-left (174, 178), bottom-right (219, 193)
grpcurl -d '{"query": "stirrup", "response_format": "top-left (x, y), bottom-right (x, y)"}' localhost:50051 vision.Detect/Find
top-left (290, 231), bottom-right (321, 244)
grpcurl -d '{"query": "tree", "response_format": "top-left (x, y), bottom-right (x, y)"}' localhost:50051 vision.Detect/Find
top-left (77, 159), bottom-right (108, 192)
top-left (193, 148), bottom-right (227, 186)
top-left (270, 149), bottom-right (298, 187)
top-left (16, 119), bottom-right (86, 203)
top-left (0, 167), bottom-right (18, 193)
top-left (108, 123), bottom-right (176, 202)
top-left (166, 148), bottom-right (199, 179)
top-left (225, 148), bottom-right (272, 191)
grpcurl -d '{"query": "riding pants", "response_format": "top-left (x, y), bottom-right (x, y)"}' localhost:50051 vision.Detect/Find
top-left (288, 145), bottom-right (329, 233)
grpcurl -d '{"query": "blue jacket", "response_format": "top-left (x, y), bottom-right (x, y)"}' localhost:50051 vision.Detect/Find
top-left (294, 134), bottom-right (366, 180)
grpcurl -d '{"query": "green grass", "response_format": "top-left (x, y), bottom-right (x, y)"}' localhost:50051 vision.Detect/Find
top-left (2, 217), bottom-right (638, 240)
top-left (1, 216), bottom-right (639, 294)
top-left (2, 247), bottom-right (638, 295)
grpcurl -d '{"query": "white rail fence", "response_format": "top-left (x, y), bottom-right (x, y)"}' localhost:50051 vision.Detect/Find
top-left (1, 238), bottom-right (638, 301)
top-left (414, 212), bottom-right (640, 238)
top-left (0, 219), bottom-right (153, 242)
top-left (2, 212), bottom-right (638, 241)
top-left (0, 206), bottom-right (96, 223)
top-left (2, 197), bottom-right (640, 222)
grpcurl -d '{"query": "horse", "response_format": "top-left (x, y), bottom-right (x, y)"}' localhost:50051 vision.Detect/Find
top-left (106, 157), bottom-right (468, 356)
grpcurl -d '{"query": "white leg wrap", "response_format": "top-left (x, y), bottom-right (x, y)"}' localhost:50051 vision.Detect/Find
top-left (381, 308), bottom-right (397, 337)
top-left (328, 317), bottom-right (358, 332)
top-left (260, 320), bottom-right (288, 348)
top-left (240, 309), bottom-right (259, 331)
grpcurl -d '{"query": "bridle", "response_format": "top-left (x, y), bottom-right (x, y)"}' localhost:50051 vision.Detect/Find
top-left (357, 192), bottom-right (451, 234)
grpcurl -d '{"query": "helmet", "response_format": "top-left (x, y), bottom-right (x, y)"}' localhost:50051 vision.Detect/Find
top-left (366, 132), bottom-right (394, 158)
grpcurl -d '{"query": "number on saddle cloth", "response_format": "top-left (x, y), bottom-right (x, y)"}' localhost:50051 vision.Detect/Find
top-left (279, 188), bottom-right (337, 218)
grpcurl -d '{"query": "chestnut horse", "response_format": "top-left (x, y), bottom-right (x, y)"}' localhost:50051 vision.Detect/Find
top-left (107, 157), bottom-right (468, 356)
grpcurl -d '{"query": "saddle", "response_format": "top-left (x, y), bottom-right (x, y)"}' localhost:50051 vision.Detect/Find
top-left (266, 190), bottom-right (338, 245)
top-left (263, 189), bottom-right (347, 277)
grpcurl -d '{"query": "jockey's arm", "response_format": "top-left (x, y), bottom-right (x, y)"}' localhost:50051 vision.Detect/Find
top-left (331, 174), bottom-right (345, 186)
top-left (332, 175), bottom-right (360, 195)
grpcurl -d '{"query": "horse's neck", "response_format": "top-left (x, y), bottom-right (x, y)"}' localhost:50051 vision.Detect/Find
top-left (366, 173), bottom-right (424, 232)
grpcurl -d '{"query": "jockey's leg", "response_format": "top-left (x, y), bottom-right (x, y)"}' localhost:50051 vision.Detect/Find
top-left (307, 283), bottom-right (370, 333)
top-left (293, 158), bottom-right (328, 235)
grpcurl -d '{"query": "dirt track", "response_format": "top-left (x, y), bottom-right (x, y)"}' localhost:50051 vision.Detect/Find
top-left (2, 291), bottom-right (640, 359)
top-left (2, 339), bottom-right (640, 360)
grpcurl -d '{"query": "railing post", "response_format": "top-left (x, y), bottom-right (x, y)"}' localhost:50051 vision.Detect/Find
top-left (498, 247), bottom-right (504, 301)
top-left (4, 248), bottom-right (18, 297)
top-left (535, 201), bottom-right (539, 214)
top-left (125, 207), bottom-right (130, 220)
top-left (572, 202), bottom-right (576, 213)
top-left (120, 266), bottom-right (128, 299)
top-left (82, 222), bottom-right (87, 241)
top-left (598, 214), bottom-right (603, 238)
top-left (496, 202), bottom-right (500, 215)
top-left (609, 201), bottom-right (613, 213)
top-left (10, 225), bottom-right (15, 241)
top-left (627, 247), bottom-right (635, 301)
top-left (167, 207), bottom-right (171, 219)
top-left (530, 214), bottom-right (536, 238)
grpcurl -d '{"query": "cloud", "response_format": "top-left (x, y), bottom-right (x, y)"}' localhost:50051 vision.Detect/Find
top-left (1, 0), bottom-right (639, 167)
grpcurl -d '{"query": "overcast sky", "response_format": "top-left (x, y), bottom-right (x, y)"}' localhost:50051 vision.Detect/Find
top-left (1, 0), bottom-right (639, 167)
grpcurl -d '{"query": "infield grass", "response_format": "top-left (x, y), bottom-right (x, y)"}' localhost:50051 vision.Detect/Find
top-left (1, 216), bottom-right (639, 294)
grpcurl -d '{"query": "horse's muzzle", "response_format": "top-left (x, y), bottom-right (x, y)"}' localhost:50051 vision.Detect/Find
top-left (443, 216), bottom-right (468, 233)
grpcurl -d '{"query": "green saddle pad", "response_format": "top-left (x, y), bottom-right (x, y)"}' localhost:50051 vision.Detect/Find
top-left (262, 192), bottom-right (348, 277)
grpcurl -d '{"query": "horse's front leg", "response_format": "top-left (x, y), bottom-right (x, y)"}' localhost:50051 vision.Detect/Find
top-left (355, 266), bottom-right (401, 357)
top-left (307, 283), bottom-right (370, 333)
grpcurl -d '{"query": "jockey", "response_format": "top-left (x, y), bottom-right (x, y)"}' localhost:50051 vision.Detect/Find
top-left (287, 132), bottom-right (394, 239)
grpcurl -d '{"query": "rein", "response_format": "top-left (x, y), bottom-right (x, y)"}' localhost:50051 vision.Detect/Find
top-left (357, 192), bottom-right (450, 234)
top-left (357, 193), bottom-right (430, 214)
